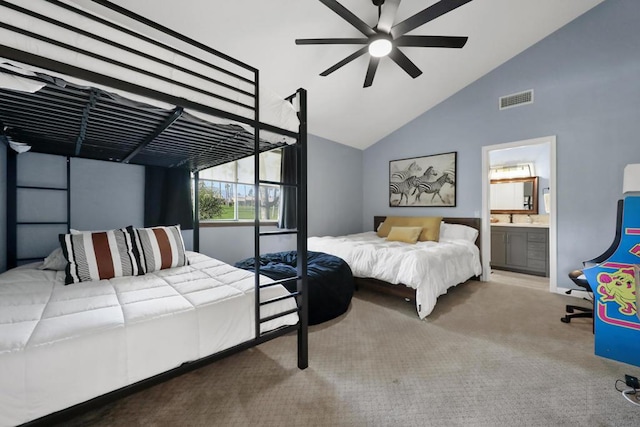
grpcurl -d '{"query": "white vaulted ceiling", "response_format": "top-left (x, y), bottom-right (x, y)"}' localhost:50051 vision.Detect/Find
top-left (92, 0), bottom-right (605, 149)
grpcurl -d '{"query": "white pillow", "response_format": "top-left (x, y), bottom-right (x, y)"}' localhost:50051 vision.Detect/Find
top-left (440, 222), bottom-right (479, 243)
top-left (39, 247), bottom-right (68, 271)
top-left (70, 228), bottom-right (109, 234)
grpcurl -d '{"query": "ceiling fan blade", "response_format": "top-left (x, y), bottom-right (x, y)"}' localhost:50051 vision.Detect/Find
top-left (320, 46), bottom-right (368, 77)
top-left (296, 38), bottom-right (369, 45)
top-left (363, 57), bottom-right (380, 88)
top-left (391, 0), bottom-right (473, 38)
top-left (395, 35), bottom-right (468, 48)
top-left (376, 0), bottom-right (401, 34)
top-left (319, 0), bottom-right (376, 37)
top-left (388, 48), bottom-right (422, 79)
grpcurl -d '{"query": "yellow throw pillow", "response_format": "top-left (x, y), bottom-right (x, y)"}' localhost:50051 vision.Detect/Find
top-left (377, 216), bottom-right (443, 242)
top-left (417, 216), bottom-right (442, 241)
top-left (386, 226), bottom-right (423, 244)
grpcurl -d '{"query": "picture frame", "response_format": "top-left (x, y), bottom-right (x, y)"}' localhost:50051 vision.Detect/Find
top-left (389, 151), bottom-right (457, 207)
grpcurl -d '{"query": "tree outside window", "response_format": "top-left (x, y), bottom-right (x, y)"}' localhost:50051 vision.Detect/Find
top-left (197, 149), bottom-right (282, 221)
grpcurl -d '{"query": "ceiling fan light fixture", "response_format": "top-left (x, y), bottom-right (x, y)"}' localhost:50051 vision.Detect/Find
top-left (368, 37), bottom-right (392, 57)
top-left (298, 0), bottom-right (473, 86)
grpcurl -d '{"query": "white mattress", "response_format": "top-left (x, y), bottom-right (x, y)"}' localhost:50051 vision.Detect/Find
top-left (0, 251), bottom-right (298, 427)
top-left (308, 232), bottom-right (482, 319)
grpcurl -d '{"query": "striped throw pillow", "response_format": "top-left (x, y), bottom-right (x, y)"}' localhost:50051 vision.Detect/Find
top-left (132, 225), bottom-right (187, 274)
top-left (59, 227), bottom-right (142, 284)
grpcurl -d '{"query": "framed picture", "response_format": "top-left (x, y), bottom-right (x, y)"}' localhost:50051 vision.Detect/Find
top-left (389, 151), bottom-right (457, 207)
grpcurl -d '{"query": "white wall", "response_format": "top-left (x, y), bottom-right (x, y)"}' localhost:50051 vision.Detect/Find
top-left (198, 226), bottom-right (296, 265)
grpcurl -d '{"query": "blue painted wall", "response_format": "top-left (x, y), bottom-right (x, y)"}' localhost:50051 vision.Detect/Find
top-left (307, 134), bottom-right (363, 238)
top-left (363, 0), bottom-right (640, 287)
top-left (69, 157), bottom-right (145, 231)
top-left (15, 153), bottom-right (68, 260)
top-left (1, 152), bottom-right (145, 266)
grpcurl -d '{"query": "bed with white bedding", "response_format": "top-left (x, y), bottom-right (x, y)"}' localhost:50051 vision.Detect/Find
top-left (0, 251), bottom-right (298, 427)
top-left (307, 218), bottom-right (482, 319)
top-left (0, 3), bottom-right (308, 425)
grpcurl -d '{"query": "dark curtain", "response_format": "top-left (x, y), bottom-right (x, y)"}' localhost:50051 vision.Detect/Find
top-left (144, 166), bottom-right (194, 230)
top-left (278, 145), bottom-right (297, 229)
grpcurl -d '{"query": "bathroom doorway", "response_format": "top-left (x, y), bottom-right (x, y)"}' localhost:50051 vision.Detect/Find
top-left (481, 136), bottom-right (557, 292)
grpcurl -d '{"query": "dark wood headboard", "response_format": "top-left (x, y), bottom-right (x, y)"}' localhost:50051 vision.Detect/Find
top-left (373, 216), bottom-right (482, 257)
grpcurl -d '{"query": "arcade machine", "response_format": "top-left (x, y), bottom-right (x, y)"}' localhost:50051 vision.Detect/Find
top-left (584, 164), bottom-right (640, 367)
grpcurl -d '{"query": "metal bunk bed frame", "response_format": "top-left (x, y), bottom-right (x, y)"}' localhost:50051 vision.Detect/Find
top-left (0, 1), bottom-right (308, 424)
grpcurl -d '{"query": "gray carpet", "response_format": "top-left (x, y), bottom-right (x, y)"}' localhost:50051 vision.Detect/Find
top-left (58, 277), bottom-right (638, 426)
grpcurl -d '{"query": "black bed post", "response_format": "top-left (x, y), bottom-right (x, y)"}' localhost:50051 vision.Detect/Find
top-left (6, 148), bottom-right (17, 270)
top-left (193, 171), bottom-right (200, 252)
top-left (253, 70), bottom-right (261, 341)
top-left (66, 157), bottom-right (71, 233)
top-left (296, 88), bottom-right (308, 370)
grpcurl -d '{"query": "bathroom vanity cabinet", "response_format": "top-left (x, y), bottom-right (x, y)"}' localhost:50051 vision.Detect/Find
top-left (490, 225), bottom-right (549, 277)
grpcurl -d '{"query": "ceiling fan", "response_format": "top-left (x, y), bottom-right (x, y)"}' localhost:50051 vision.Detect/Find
top-left (295, 0), bottom-right (473, 87)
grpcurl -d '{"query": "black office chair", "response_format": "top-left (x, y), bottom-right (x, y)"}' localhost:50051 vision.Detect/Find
top-left (560, 200), bottom-right (624, 331)
top-left (561, 270), bottom-right (594, 325)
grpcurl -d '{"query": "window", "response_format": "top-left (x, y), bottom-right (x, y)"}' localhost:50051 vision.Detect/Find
top-left (197, 149), bottom-right (282, 222)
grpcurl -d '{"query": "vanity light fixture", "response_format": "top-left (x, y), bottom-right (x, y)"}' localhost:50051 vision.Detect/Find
top-left (490, 163), bottom-right (534, 180)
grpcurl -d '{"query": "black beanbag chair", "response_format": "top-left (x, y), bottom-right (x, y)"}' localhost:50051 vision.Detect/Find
top-left (235, 251), bottom-right (354, 325)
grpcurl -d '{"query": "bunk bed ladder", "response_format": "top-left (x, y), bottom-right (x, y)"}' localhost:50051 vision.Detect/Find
top-left (7, 153), bottom-right (70, 269)
top-left (253, 88), bottom-right (308, 369)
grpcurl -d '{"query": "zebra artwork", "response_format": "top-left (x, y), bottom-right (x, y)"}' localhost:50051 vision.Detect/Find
top-left (390, 160), bottom-right (422, 182)
top-left (389, 152), bottom-right (457, 207)
top-left (419, 166), bottom-right (439, 182)
top-left (389, 176), bottom-right (418, 206)
top-left (412, 173), bottom-right (455, 204)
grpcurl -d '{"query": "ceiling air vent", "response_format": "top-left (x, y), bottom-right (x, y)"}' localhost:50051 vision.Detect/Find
top-left (499, 89), bottom-right (534, 110)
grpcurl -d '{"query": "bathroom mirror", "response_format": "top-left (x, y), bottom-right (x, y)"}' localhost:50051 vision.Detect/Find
top-left (490, 176), bottom-right (538, 214)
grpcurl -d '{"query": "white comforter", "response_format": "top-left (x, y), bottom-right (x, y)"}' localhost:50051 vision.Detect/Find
top-left (0, 251), bottom-right (298, 427)
top-left (308, 232), bottom-right (482, 319)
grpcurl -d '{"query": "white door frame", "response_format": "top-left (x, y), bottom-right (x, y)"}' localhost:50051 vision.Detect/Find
top-left (481, 136), bottom-right (558, 292)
